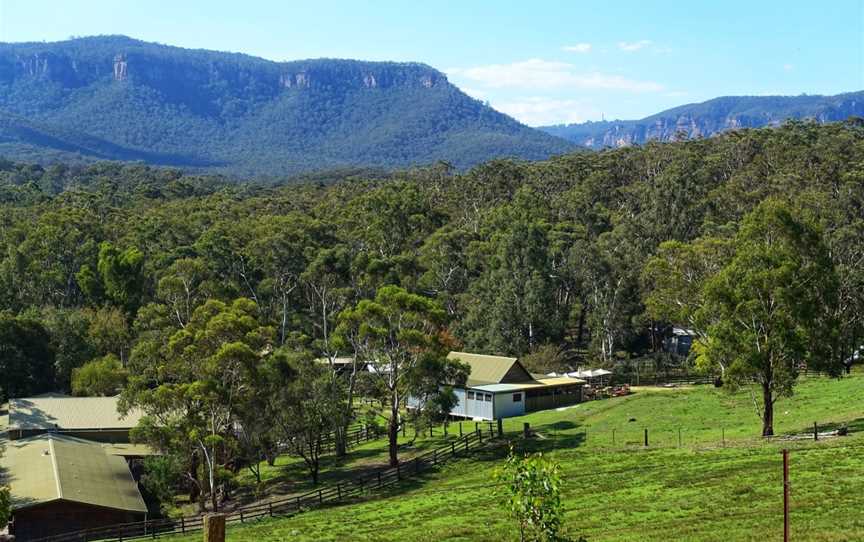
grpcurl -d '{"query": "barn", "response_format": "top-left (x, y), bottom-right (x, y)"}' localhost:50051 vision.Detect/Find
top-left (409, 352), bottom-right (585, 421)
top-left (3, 433), bottom-right (149, 540)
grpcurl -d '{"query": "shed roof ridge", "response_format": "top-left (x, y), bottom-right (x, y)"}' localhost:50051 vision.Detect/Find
top-left (48, 436), bottom-right (62, 501)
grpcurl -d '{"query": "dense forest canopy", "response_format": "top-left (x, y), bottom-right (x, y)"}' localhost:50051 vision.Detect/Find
top-left (2, 120), bottom-right (863, 403)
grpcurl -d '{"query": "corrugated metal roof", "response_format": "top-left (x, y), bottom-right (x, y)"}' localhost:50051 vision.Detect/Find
top-left (471, 377), bottom-right (586, 392)
top-left (3, 434), bottom-right (148, 513)
top-left (447, 351), bottom-right (519, 385)
top-left (8, 397), bottom-right (144, 431)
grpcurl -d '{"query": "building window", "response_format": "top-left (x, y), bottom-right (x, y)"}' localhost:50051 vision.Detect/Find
top-left (513, 393), bottom-right (522, 402)
top-left (485, 393), bottom-right (493, 402)
top-left (467, 391), bottom-right (475, 400)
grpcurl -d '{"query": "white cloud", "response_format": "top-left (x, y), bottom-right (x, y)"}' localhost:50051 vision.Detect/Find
top-left (618, 40), bottom-right (653, 52)
top-left (562, 43), bottom-right (592, 53)
top-left (493, 97), bottom-right (602, 126)
top-left (448, 59), bottom-right (663, 92)
top-left (783, 63), bottom-right (795, 72)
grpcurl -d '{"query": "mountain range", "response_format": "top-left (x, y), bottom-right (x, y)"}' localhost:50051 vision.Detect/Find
top-left (539, 92), bottom-right (864, 148)
top-left (0, 36), bottom-right (574, 177)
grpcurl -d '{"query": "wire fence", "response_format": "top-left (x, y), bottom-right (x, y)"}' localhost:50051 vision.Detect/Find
top-left (27, 425), bottom-right (502, 542)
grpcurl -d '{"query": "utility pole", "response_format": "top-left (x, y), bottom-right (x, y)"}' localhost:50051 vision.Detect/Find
top-left (783, 449), bottom-right (790, 542)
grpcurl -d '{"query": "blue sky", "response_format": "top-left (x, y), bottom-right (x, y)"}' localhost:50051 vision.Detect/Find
top-left (1, 0), bottom-right (862, 126)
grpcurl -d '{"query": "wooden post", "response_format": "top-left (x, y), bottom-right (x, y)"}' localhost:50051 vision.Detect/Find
top-left (524, 422), bottom-right (530, 438)
top-left (268, 502), bottom-right (273, 517)
top-left (459, 422), bottom-right (463, 436)
top-left (497, 418), bottom-right (503, 437)
top-left (478, 427), bottom-right (483, 443)
top-left (475, 421), bottom-right (479, 433)
top-left (783, 449), bottom-right (790, 542)
top-left (722, 428), bottom-right (725, 447)
top-left (814, 422), bottom-right (818, 441)
top-left (402, 423), bottom-right (406, 437)
top-left (451, 442), bottom-right (456, 456)
top-left (203, 514), bottom-right (226, 542)
top-left (644, 428), bottom-right (649, 447)
top-left (678, 428), bottom-right (682, 447)
top-left (180, 517), bottom-right (186, 534)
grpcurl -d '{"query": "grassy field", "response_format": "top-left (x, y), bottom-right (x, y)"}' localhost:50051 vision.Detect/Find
top-left (168, 374), bottom-right (864, 541)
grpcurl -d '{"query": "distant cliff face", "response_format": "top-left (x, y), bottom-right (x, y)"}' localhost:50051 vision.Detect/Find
top-left (0, 36), bottom-right (572, 176)
top-left (541, 93), bottom-right (864, 148)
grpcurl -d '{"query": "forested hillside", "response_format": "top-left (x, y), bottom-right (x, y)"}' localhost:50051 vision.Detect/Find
top-left (542, 91), bottom-right (864, 148)
top-left (0, 36), bottom-right (574, 176)
top-left (2, 120), bottom-right (863, 402)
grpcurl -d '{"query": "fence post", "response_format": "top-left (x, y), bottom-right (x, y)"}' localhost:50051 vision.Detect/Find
top-left (783, 449), bottom-right (790, 542)
top-left (459, 421), bottom-right (463, 436)
top-left (644, 428), bottom-right (649, 447)
top-left (497, 418), bottom-right (503, 437)
top-left (478, 428), bottom-right (483, 443)
top-left (475, 421), bottom-right (479, 433)
top-left (318, 488), bottom-right (323, 504)
top-left (203, 514), bottom-right (226, 542)
top-left (444, 423), bottom-right (448, 437)
top-left (433, 450), bottom-right (437, 465)
top-left (678, 428), bottom-right (682, 447)
top-left (722, 427), bottom-right (725, 447)
top-left (524, 422), bottom-right (530, 438)
top-left (451, 442), bottom-right (456, 456)
top-left (488, 421), bottom-right (493, 435)
top-left (268, 502), bottom-right (273, 517)
top-left (296, 495), bottom-right (301, 510)
top-left (429, 425), bottom-right (433, 438)
top-left (181, 517), bottom-right (186, 534)
top-left (814, 422), bottom-right (818, 441)
top-left (402, 423), bottom-right (406, 437)
top-left (240, 511), bottom-right (245, 523)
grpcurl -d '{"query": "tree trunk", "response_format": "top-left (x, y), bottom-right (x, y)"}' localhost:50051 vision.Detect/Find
top-left (388, 400), bottom-right (399, 467)
top-left (761, 382), bottom-right (774, 437)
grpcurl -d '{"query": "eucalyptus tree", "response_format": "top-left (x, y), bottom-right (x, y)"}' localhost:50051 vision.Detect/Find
top-left (696, 200), bottom-right (839, 436)
top-left (123, 298), bottom-right (275, 511)
top-left (337, 285), bottom-right (460, 467)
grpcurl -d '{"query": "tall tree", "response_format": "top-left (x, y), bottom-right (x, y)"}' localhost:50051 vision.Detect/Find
top-left (696, 199), bottom-right (839, 436)
top-left (123, 298), bottom-right (274, 511)
top-left (337, 285), bottom-right (451, 467)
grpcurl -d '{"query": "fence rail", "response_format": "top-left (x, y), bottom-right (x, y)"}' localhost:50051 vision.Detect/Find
top-left (28, 425), bottom-right (501, 542)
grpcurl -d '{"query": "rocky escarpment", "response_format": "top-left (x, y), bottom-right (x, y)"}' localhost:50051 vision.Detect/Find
top-left (0, 35), bottom-right (573, 176)
top-left (542, 92), bottom-right (864, 148)
top-left (0, 36), bottom-right (446, 97)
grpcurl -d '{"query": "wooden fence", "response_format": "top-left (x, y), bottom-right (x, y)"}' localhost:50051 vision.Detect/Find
top-left (28, 425), bottom-right (500, 542)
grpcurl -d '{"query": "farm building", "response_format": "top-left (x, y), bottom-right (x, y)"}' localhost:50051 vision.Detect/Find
top-left (6, 396), bottom-right (145, 442)
top-left (410, 352), bottom-right (585, 421)
top-left (664, 327), bottom-right (695, 357)
top-left (2, 433), bottom-right (149, 540)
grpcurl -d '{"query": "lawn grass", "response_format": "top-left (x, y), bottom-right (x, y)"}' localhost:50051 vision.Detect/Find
top-left (167, 373), bottom-right (864, 541)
